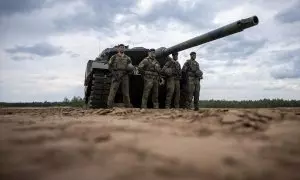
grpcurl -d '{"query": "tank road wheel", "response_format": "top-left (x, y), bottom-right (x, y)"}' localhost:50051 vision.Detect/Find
top-left (87, 73), bottom-right (111, 108)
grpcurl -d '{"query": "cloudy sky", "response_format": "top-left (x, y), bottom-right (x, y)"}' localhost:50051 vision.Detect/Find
top-left (0, 0), bottom-right (299, 102)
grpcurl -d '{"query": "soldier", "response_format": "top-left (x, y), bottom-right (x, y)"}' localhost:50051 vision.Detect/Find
top-left (138, 48), bottom-right (161, 109)
top-left (107, 44), bottom-right (134, 108)
top-left (161, 52), bottom-right (181, 109)
top-left (182, 52), bottom-right (203, 111)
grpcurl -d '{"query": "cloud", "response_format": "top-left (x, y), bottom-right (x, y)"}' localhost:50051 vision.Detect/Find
top-left (53, 0), bottom-right (136, 32)
top-left (266, 48), bottom-right (300, 79)
top-left (52, 0), bottom-right (244, 33)
top-left (275, 1), bottom-right (300, 23)
top-left (274, 48), bottom-right (300, 63)
top-left (5, 42), bottom-right (64, 57)
top-left (66, 50), bottom-right (80, 58)
top-left (271, 67), bottom-right (300, 79)
top-left (0, 0), bottom-right (46, 17)
top-left (0, 70), bottom-right (84, 102)
top-left (262, 80), bottom-right (300, 91)
top-left (133, 0), bottom-right (212, 28)
top-left (70, 53), bottom-right (80, 58)
top-left (10, 55), bottom-right (34, 61)
top-left (270, 60), bottom-right (300, 79)
top-left (203, 34), bottom-right (267, 61)
top-left (133, 0), bottom-right (244, 29)
top-left (0, 0), bottom-right (69, 17)
top-left (0, 0), bottom-right (76, 18)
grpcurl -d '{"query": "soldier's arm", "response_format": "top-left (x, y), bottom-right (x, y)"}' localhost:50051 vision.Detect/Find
top-left (182, 61), bottom-right (189, 72)
top-left (161, 61), bottom-right (171, 72)
top-left (138, 59), bottom-right (147, 71)
top-left (196, 62), bottom-right (200, 71)
top-left (108, 55), bottom-right (115, 70)
top-left (154, 60), bottom-right (161, 72)
top-left (195, 63), bottom-right (203, 79)
top-left (176, 61), bottom-right (181, 69)
top-left (127, 56), bottom-right (132, 64)
top-left (176, 62), bottom-right (182, 76)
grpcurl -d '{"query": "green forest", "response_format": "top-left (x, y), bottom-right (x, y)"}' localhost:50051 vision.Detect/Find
top-left (1, 97), bottom-right (300, 108)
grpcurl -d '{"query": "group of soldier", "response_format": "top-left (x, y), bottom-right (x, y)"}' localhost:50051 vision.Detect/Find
top-left (107, 44), bottom-right (203, 111)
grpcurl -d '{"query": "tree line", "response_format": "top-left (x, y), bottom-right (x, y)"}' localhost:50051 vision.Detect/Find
top-left (0, 97), bottom-right (300, 108)
top-left (0, 96), bottom-right (85, 108)
top-left (198, 99), bottom-right (300, 108)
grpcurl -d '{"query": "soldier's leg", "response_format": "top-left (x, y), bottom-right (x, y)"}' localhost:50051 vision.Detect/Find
top-left (121, 75), bottom-right (131, 107)
top-left (141, 77), bottom-right (153, 108)
top-left (165, 78), bottom-right (175, 108)
top-left (107, 77), bottom-right (120, 108)
top-left (194, 80), bottom-right (200, 110)
top-left (184, 81), bottom-right (190, 109)
top-left (152, 77), bottom-right (159, 108)
top-left (181, 82), bottom-right (189, 109)
top-left (186, 78), bottom-right (195, 109)
top-left (174, 80), bottom-right (180, 108)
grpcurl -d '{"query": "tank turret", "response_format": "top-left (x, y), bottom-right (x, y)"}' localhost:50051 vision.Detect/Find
top-left (84, 16), bottom-right (259, 108)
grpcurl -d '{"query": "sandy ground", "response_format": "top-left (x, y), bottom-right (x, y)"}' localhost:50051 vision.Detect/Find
top-left (0, 107), bottom-right (300, 180)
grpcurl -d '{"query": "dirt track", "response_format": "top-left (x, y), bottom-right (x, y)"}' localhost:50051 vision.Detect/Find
top-left (0, 107), bottom-right (300, 180)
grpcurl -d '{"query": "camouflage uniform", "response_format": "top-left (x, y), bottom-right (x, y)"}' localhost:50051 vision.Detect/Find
top-left (107, 53), bottom-right (132, 108)
top-left (138, 56), bottom-right (161, 108)
top-left (162, 57), bottom-right (181, 108)
top-left (182, 55), bottom-right (202, 110)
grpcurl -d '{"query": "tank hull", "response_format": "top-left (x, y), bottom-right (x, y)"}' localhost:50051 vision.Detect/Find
top-left (84, 51), bottom-right (171, 108)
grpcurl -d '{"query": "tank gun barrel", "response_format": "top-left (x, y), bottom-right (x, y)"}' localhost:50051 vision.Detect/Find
top-left (157, 16), bottom-right (259, 57)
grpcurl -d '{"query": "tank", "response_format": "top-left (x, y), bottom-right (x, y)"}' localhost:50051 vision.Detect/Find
top-left (84, 16), bottom-right (259, 108)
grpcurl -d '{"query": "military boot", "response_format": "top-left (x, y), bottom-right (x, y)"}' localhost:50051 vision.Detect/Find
top-left (125, 103), bottom-right (133, 108)
top-left (185, 101), bottom-right (191, 110)
top-left (107, 102), bottom-right (113, 109)
top-left (153, 103), bottom-right (159, 109)
top-left (141, 103), bottom-right (147, 109)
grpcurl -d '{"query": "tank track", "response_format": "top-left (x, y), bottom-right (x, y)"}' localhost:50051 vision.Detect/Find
top-left (87, 72), bottom-right (111, 108)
